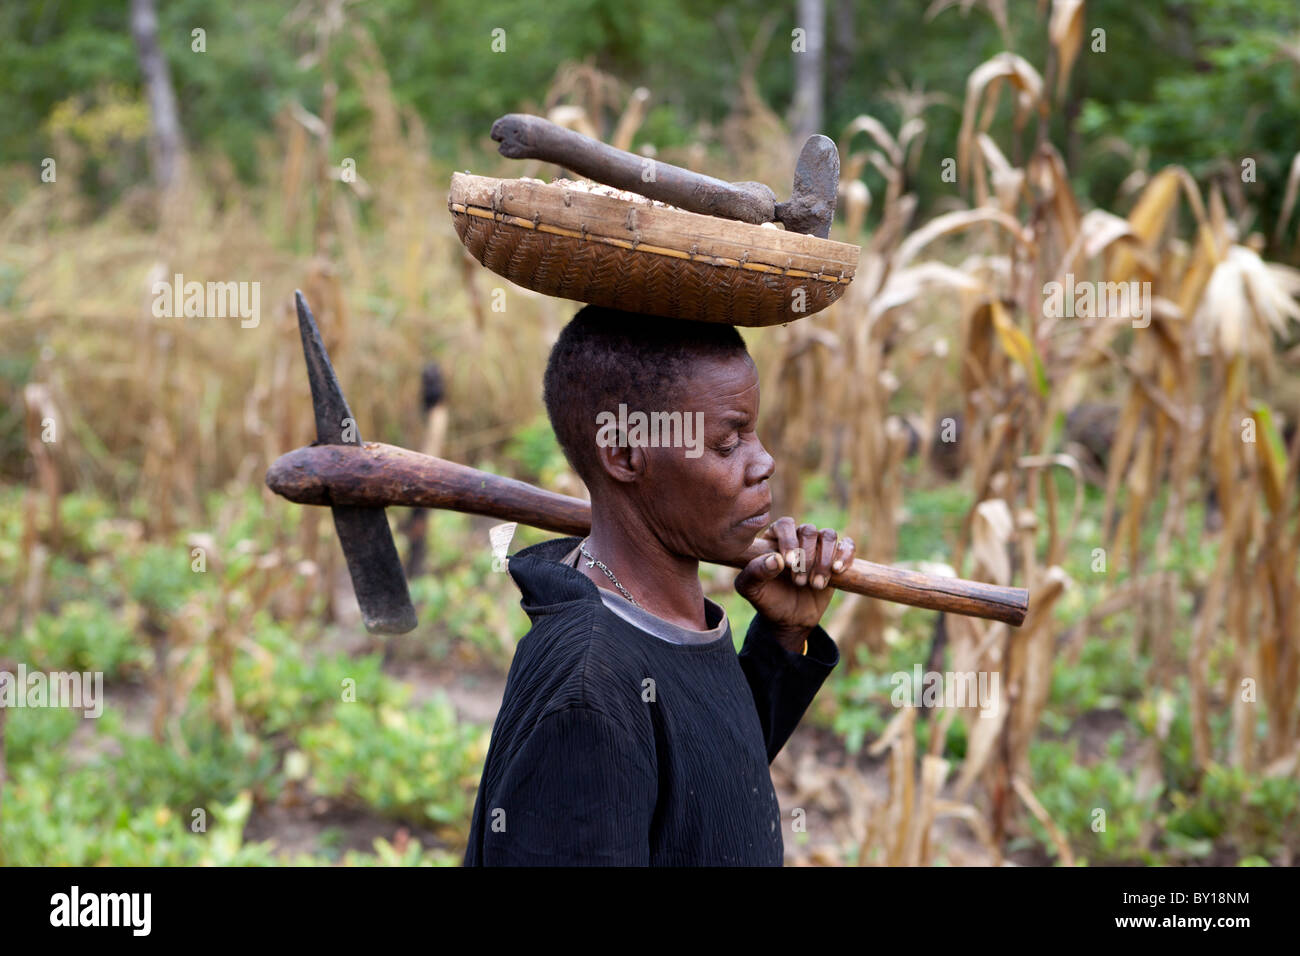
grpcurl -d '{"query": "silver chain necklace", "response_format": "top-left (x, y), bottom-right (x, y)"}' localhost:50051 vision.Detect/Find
top-left (578, 538), bottom-right (641, 608)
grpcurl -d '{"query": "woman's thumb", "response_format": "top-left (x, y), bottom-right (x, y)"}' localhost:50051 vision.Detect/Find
top-left (735, 550), bottom-right (784, 596)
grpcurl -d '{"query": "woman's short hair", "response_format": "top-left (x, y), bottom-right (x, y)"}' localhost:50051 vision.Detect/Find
top-left (542, 304), bottom-right (749, 485)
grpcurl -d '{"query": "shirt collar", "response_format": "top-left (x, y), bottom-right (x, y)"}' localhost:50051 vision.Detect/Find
top-left (506, 536), bottom-right (730, 642)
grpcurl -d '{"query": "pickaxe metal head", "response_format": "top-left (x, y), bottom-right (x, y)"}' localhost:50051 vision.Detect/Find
top-left (775, 134), bottom-right (840, 239)
top-left (292, 291), bottom-right (417, 634)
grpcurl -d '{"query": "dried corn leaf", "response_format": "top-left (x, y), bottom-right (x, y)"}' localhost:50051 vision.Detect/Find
top-left (934, 799), bottom-right (1000, 860)
top-left (925, 0), bottom-right (1010, 36)
top-left (958, 53), bottom-right (1044, 186)
top-left (977, 133), bottom-right (1025, 213)
top-left (1031, 142), bottom-right (1082, 249)
top-left (1113, 167), bottom-right (1186, 282)
top-left (1238, 247), bottom-right (1300, 336)
top-left (841, 113), bottom-right (903, 169)
top-left (867, 261), bottom-right (987, 322)
top-left (954, 684), bottom-right (1009, 798)
top-left (842, 179), bottom-right (871, 235)
top-left (1052, 209), bottom-right (1138, 279)
top-left (895, 208), bottom-right (1030, 271)
top-left (904, 755), bottom-right (951, 865)
top-left (898, 117), bottom-right (927, 160)
top-left (972, 497), bottom-right (1014, 585)
top-left (1049, 0), bottom-right (1085, 101)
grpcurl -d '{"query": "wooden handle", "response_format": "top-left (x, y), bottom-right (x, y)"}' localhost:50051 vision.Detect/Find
top-left (266, 442), bottom-right (1029, 627)
top-left (490, 113), bottom-right (777, 225)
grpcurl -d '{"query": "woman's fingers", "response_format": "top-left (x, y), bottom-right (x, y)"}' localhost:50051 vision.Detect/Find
top-left (771, 516), bottom-right (801, 577)
top-left (795, 523), bottom-right (819, 586)
top-left (763, 518), bottom-right (857, 589)
top-left (810, 528), bottom-right (838, 589)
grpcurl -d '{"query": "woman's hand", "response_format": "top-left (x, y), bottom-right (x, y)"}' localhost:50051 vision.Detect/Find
top-left (733, 517), bottom-right (856, 653)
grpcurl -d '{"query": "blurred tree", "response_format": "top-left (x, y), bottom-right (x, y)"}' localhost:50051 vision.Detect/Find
top-left (790, 0), bottom-right (825, 143)
top-left (129, 0), bottom-right (184, 191)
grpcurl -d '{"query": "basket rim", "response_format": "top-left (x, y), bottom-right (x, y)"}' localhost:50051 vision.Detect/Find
top-left (449, 172), bottom-right (860, 283)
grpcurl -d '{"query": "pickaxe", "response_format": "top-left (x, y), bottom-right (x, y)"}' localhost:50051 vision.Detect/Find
top-left (490, 113), bottom-right (840, 239)
top-left (266, 293), bottom-right (1030, 634)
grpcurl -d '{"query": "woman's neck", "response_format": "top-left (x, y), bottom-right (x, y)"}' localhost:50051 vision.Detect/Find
top-left (581, 509), bottom-right (707, 631)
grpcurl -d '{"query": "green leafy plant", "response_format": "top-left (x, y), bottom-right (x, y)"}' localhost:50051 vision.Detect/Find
top-left (298, 691), bottom-right (484, 829)
top-left (1028, 738), bottom-right (1159, 865)
top-left (1165, 764), bottom-right (1300, 863)
top-left (26, 599), bottom-right (147, 678)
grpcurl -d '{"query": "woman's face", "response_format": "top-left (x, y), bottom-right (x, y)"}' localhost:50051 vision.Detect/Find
top-left (627, 352), bottom-right (775, 563)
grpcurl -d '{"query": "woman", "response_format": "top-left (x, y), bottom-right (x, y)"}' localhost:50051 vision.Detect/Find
top-left (464, 305), bottom-right (856, 866)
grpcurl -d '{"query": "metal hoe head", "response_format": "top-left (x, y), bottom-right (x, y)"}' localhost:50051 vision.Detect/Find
top-left (294, 291), bottom-right (417, 634)
top-left (776, 134), bottom-right (840, 239)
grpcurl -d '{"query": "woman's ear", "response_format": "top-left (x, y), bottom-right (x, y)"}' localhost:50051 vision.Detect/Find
top-left (593, 432), bottom-right (644, 484)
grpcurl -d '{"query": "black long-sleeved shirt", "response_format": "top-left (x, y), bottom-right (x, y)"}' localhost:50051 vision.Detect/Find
top-left (463, 536), bottom-right (839, 866)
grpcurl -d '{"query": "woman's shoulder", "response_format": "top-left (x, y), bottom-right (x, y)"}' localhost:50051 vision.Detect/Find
top-left (507, 604), bottom-right (662, 731)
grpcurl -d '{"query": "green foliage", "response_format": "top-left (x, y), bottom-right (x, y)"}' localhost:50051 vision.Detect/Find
top-left (1, 765), bottom-right (281, 866)
top-left (1027, 736), bottom-right (1159, 865)
top-left (1144, 680), bottom-right (1244, 798)
top-left (1047, 635), bottom-right (1149, 717)
top-left (1, 683), bottom-right (281, 865)
top-left (793, 471), bottom-right (848, 533)
top-left (0, 0), bottom-right (310, 195)
top-left (339, 837), bottom-right (461, 867)
top-left (25, 599), bottom-right (148, 678)
top-left (106, 718), bottom-right (281, 810)
top-left (234, 629), bottom-right (395, 736)
top-left (831, 668), bottom-right (893, 755)
top-left (297, 691), bottom-right (484, 828)
top-left (1165, 764), bottom-right (1300, 861)
top-left (2, 704), bottom-right (81, 767)
top-left (401, 510), bottom-right (529, 664)
top-left (502, 412), bottom-right (573, 489)
top-left (121, 542), bottom-right (200, 615)
top-left (0, 485), bottom-right (491, 865)
top-left (829, 664), bottom-right (971, 759)
top-left (0, 1), bottom-right (140, 174)
top-left (918, 710), bottom-right (968, 760)
top-left (51, 493), bottom-right (119, 557)
top-left (895, 481), bottom-right (973, 564)
top-left (1081, 0), bottom-right (1300, 239)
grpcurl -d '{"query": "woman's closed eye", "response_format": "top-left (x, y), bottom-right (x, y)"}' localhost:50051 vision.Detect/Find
top-left (720, 424), bottom-right (763, 456)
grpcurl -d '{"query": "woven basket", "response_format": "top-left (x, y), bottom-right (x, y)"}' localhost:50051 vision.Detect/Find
top-left (448, 172), bottom-right (860, 326)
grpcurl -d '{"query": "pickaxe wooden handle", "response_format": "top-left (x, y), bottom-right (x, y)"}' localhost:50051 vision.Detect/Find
top-left (266, 441), bottom-right (1030, 627)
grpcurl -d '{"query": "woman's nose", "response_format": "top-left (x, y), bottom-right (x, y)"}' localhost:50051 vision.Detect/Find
top-left (748, 438), bottom-right (776, 484)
